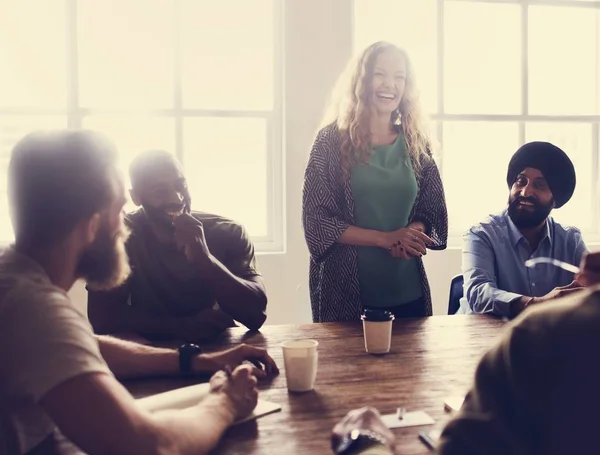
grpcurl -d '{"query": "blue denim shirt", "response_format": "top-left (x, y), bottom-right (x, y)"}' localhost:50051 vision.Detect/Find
top-left (459, 210), bottom-right (587, 316)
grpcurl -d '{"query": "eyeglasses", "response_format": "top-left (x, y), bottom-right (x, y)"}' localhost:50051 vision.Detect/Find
top-left (525, 257), bottom-right (580, 274)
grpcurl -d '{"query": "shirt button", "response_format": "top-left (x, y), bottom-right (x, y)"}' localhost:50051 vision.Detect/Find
top-left (532, 282), bottom-right (536, 287)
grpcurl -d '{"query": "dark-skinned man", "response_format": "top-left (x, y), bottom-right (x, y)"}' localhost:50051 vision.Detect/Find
top-left (88, 150), bottom-right (267, 342)
top-left (0, 131), bottom-right (278, 455)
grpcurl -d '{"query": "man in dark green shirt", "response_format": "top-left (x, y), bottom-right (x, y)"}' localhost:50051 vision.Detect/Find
top-left (88, 150), bottom-right (267, 342)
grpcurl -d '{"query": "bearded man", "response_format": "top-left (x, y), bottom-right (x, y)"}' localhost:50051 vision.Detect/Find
top-left (459, 141), bottom-right (587, 317)
top-left (0, 130), bottom-right (278, 455)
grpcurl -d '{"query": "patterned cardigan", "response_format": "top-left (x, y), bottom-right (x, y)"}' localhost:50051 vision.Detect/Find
top-left (302, 124), bottom-right (448, 322)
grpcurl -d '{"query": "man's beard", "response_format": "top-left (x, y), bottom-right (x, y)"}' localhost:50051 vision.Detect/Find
top-left (143, 201), bottom-right (188, 229)
top-left (79, 222), bottom-right (132, 291)
top-left (507, 196), bottom-right (554, 229)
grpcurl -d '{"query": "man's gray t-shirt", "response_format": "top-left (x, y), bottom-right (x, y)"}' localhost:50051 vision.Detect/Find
top-left (0, 247), bottom-right (110, 454)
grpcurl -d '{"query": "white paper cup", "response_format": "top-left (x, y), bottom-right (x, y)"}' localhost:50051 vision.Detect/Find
top-left (362, 320), bottom-right (393, 354)
top-left (281, 339), bottom-right (318, 392)
top-left (361, 309), bottom-right (394, 354)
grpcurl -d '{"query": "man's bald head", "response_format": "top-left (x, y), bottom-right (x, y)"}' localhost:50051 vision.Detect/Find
top-left (128, 150), bottom-right (183, 191)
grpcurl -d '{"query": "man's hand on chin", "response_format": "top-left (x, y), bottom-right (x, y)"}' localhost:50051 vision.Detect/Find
top-left (173, 213), bottom-right (215, 271)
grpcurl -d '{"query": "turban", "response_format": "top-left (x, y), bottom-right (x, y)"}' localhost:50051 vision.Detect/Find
top-left (506, 141), bottom-right (575, 208)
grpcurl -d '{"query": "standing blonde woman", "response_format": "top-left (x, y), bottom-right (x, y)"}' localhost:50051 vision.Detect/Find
top-left (302, 41), bottom-right (448, 322)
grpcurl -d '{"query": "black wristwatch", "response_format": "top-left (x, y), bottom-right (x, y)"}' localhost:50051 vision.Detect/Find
top-left (333, 429), bottom-right (390, 455)
top-left (178, 343), bottom-right (202, 375)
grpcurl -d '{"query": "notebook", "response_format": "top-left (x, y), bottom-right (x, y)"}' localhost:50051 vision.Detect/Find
top-left (137, 383), bottom-right (282, 425)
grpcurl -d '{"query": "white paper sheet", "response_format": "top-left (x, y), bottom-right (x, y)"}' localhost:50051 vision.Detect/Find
top-left (444, 396), bottom-right (465, 413)
top-left (380, 410), bottom-right (435, 429)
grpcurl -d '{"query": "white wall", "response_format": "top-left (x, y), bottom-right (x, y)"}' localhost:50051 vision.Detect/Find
top-left (68, 0), bottom-right (597, 323)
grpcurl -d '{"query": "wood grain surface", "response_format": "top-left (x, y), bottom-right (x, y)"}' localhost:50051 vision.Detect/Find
top-left (122, 315), bottom-right (508, 455)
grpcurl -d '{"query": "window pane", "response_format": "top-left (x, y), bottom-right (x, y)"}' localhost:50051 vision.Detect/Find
top-left (430, 120), bottom-right (441, 165)
top-left (82, 116), bottom-right (176, 212)
top-left (182, 118), bottom-right (268, 237)
top-left (529, 6), bottom-right (597, 115)
top-left (0, 1), bottom-right (66, 108)
top-left (442, 121), bottom-right (519, 233)
top-left (353, 0), bottom-right (438, 113)
top-left (78, 0), bottom-right (175, 109)
top-left (0, 116), bottom-right (67, 241)
top-left (525, 122), bottom-right (593, 232)
top-left (444, 2), bottom-right (521, 114)
top-left (180, 0), bottom-right (274, 111)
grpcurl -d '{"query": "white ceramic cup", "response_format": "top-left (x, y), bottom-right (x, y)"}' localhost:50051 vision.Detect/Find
top-left (281, 339), bottom-right (319, 392)
top-left (361, 309), bottom-right (395, 354)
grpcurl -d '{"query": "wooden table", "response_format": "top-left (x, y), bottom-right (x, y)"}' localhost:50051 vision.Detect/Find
top-left (124, 315), bottom-right (507, 455)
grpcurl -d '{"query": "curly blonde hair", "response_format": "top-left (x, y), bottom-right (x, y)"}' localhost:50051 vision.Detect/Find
top-left (321, 41), bottom-right (432, 178)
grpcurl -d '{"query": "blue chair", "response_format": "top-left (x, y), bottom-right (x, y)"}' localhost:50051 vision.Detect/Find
top-left (448, 275), bottom-right (464, 315)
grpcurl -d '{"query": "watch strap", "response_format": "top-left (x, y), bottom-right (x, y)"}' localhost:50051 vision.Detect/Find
top-left (335, 429), bottom-right (390, 455)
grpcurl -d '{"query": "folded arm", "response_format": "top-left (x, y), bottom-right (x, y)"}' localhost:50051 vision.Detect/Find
top-left (88, 283), bottom-right (189, 338)
top-left (200, 260), bottom-right (267, 331)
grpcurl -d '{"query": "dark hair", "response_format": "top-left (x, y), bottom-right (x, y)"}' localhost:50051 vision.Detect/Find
top-left (8, 130), bottom-right (120, 248)
top-left (128, 149), bottom-right (179, 190)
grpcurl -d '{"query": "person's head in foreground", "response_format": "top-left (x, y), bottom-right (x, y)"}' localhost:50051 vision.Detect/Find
top-left (324, 40), bottom-right (432, 176)
top-left (8, 129), bottom-right (131, 291)
top-left (2, 129), bottom-right (276, 455)
top-left (333, 249), bottom-right (600, 454)
top-left (128, 149), bottom-right (191, 231)
top-left (506, 141), bottom-right (575, 231)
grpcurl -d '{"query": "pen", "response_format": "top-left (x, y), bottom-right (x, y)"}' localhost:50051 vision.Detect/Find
top-left (419, 432), bottom-right (437, 451)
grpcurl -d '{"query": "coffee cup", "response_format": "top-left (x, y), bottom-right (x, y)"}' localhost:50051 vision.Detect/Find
top-left (281, 339), bottom-right (319, 392)
top-left (361, 309), bottom-right (394, 354)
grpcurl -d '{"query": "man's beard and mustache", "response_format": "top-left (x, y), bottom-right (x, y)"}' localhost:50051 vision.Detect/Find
top-left (507, 196), bottom-right (554, 229)
top-left (143, 201), bottom-right (189, 229)
top-left (79, 222), bottom-right (132, 291)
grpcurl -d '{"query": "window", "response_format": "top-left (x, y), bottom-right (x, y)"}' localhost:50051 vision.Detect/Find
top-left (0, 0), bottom-right (282, 250)
top-left (354, 0), bottom-right (600, 242)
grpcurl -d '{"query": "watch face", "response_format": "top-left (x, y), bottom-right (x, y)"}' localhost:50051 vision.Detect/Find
top-left (335, 437), bottom-right (353, 454)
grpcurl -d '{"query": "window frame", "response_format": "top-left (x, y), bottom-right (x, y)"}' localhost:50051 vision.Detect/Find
top-left (0, 0), bottom-right (285, 252)
top-left (353, 0), bottom-right (600, 245)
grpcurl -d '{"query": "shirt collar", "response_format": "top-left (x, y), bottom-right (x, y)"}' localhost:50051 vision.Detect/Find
top-left (505, 210), bottom-right (552, 248)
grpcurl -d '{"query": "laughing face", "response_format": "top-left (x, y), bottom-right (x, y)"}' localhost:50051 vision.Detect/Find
top-left (369, 49), bottom-right (407, 116)
top-left (508, 167), bottom-right (555, 229)
top-left (130, 156), bottom-right (191, 229)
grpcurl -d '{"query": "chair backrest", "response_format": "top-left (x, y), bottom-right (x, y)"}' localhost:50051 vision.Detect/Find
top-left (448, 274), bottom-right (464, 315)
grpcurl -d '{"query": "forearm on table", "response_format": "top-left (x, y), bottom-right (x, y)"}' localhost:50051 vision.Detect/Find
top-left (337, 225), bottom-right (385, 247)
top-left (152, 394), bottom-right (236, 455)
top-left (466, 282), bottom-right (523, 317)
top-left (97, 335), bottom-right (221, 379)
top-left (201, 258), bottom-right (267, 331)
